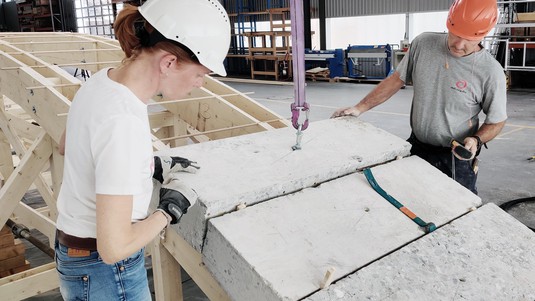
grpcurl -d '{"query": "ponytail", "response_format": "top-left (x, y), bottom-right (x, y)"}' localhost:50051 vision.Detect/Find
top-left (113, 4), bottom-right (199, 66)
top-left (113, 5), bottom-right (142, 58)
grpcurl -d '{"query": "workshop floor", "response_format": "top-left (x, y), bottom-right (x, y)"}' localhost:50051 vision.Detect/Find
top-left (22, 79), bottom-right (535, 301)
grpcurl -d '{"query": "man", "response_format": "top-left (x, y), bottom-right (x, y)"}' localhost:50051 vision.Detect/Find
top-left (332, 0), bottom-right (507, 194)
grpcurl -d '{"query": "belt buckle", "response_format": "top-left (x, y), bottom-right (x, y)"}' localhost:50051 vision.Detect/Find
top-left (67, 248), bottom-right (91, 257)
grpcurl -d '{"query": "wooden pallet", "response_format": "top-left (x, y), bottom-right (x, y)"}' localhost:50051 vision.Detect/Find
top-left (0, 226), bottom-right (29, 279)
top-left (305, 67), bottom-right (330, 81)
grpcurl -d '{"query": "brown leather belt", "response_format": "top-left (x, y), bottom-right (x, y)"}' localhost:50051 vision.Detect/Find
top-left (56, 229), bottom-right (97, 251)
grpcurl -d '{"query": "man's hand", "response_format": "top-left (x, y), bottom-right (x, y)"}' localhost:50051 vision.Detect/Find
top-left (452, 137), bottom-right (478, 160)
top-left (158, 177), bottom-right (198, 224)
top-left (462, 136), bottom-right (480, 160)
top-left (331, 106), bottom-right (361, 118)
top-left (153, 155), bottom-right (199, 184)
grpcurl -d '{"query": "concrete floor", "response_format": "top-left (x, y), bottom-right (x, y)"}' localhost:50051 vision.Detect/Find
top-left (21, 79), bottom-right (535, 300)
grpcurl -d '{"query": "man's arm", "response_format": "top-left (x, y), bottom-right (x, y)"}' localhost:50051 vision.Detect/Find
top-left (331, 71), bottom-right (405, 118)
top-left (463, 121), bottom-right (507, 155)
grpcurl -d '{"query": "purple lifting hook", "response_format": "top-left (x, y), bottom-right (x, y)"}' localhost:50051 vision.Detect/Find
top-left (290, 0), bottom-right (310, 132)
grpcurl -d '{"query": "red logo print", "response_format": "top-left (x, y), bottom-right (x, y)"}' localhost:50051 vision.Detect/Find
top-left (456, 80), bottom-right (467, 90)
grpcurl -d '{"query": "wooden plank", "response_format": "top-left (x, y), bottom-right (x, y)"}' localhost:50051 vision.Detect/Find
top-left (0, 261), bottom-right (30, 278)
top-left (151, 239), bottom-right (183, 301)
top-left (214, 77), bottom-right (294, 86)
top-left (0, 234), bottom-right (15, 248)
top-left (12, 203), bottom-right (56, 245)
top-left (0, 240), bottom-right (25, 261)
top-left (517, 12), bottom-right (535, 22)
top-left (0, 132), bottom-right (52, 228)
top-left (0, 108), bottom-right (58, 219)
top-left (161, 89), bottom-right (269, 141)
top-left (0, 52), bottom-right (70, 143)
top-left (0, 254), bottom-right (26, 272)
top-left (0, 263), bottom-right (59, 301)
top-left (0, 262), bottom-right (54, 286)
top-left (161, 230), bottom-right (230, 301)
top-left (202, 76), bottom-right (290, 129)
top-left (0, 129), bottom-right (14, 182)
top-left (1, 111), bottom-right (42, 142)
top-left (0, 226), bottom-right (10, 235)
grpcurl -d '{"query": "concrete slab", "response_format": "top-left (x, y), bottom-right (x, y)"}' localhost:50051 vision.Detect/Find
top-left (305, 203), bottom-right (535, 301)
top-left (154, 117), bottom-right (411, 251)
top-left (203, 156), bottom-right (481, 301)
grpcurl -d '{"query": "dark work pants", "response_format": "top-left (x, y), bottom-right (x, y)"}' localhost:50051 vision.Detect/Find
top-left (407, 134), bottom-right (478, 195)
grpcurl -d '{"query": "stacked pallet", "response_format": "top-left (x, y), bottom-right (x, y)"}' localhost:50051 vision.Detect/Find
top-left (305, 67), bottom-right (334, 82)
top-left (0, 226), bottom-right (29, 278)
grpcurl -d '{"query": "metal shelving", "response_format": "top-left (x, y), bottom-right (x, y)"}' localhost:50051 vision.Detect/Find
top-left (488, 0), bottom-right (535, 74)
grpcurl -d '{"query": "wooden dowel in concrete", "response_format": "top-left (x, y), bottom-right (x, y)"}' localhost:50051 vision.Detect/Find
top-left (320, 267), bottom-right (336, 289)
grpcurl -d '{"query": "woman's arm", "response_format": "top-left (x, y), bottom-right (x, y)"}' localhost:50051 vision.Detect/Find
top-left (96, 194), bottom-right (167, 264)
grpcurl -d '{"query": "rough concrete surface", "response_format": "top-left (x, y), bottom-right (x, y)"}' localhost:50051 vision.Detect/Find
top-left (154, 117), bottom-right (411, 251)
top-left (305, 203), bottom-right (535, 301)
top-left (203, 156), bottom-right (481, 301)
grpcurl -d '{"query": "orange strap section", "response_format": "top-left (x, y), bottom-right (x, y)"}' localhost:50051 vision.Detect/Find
top-left (400, 206), bottom-right (417, 219)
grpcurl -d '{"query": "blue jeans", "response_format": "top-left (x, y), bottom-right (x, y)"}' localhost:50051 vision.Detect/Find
top-left (408, 133), bottom-right (478, 195)
top-left (55, 241), bottom-right (151, 301)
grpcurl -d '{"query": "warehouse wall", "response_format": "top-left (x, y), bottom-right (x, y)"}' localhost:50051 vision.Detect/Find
top-left (318, 0), bottom-right (453, 18)
top-left (222, 0), bottom-right (453, 18)
top-left (223, 0), bottom-right (452, 49)
top-left (243, 10), bottom-right (449, 50)
top-left (318, 11), bottom-right (449, 49)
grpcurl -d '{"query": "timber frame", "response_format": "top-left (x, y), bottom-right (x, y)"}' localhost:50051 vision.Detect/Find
top-left (0, 32), bottom-right (289, 300)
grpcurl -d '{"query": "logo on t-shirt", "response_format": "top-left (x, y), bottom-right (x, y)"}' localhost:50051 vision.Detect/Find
top-left (451, 80), bottom-right (468, 93)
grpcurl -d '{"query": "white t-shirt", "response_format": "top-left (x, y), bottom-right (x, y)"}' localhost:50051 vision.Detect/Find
top-left (56, 68), bottom-right (154, 238)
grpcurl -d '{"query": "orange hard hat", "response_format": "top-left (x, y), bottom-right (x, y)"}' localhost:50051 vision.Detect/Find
top-left (446, 0), bottom-right (498, 40)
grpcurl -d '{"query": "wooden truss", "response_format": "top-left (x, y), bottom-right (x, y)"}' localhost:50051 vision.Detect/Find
top-left (0, 32), bottom-right (289, 300)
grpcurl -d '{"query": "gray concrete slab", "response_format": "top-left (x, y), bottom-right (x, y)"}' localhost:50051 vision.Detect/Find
top-left (225, 81), bottom-right (535, 230)
top-left (227, 81), bottom-right (535, 205)
top-left (156, 117), bottom-right (411, 251)
top-left (305, 203), bottom-right (535, 301)
top-left (203, 156), bottom-right (480, 301)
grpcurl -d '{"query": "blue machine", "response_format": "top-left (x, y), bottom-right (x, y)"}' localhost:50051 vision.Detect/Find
top-left (346, 44), bottom-right (393, 79)
top-left (304, 49), bottom-right (345, 78)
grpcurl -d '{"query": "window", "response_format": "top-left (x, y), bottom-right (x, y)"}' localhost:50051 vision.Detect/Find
top-left (75, 0), bottom-right (123, 38)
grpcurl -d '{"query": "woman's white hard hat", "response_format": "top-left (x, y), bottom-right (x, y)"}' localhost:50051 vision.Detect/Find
top-left (139, 0), bottom-right (231, 76)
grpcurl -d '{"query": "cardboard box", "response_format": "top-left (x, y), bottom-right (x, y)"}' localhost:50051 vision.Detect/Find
top-left (517, 12), bottom-right (535, 22)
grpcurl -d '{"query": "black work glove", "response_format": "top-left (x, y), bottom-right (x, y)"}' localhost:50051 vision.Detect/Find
top-left (158, 177), bottom-right (198, 224)
top-left (153, 155), bottom-right (200, 184)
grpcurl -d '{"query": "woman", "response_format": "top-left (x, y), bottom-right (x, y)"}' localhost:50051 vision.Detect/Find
top-left (54, 0), bottom-right (230, 300)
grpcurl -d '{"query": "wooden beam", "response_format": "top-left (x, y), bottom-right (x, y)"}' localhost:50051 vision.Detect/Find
top-left (203, 76), bottom-right (290, 129)
top-left (12, 203), bottom-right (56, 245)
top-left (0, 132), bottom-right (52, 227)
top-left (0, 61), bottom-right (121, 70)
top-left (160, 230), bottom-right (231, 301)
top-left (0, 130), bottom-right (14, 183)
top-left (0, 108), bottom-right (58, 219)
top-left (150, 238), bottom-right (183, 301)
top-left (158, 118), bottom-right (288, 142)
top-left (214, 76), bottom-right (294, 86)
top-left (0, 262), bottom-right (59, 301)
top-left (147, 92), bottom-right (255, 106)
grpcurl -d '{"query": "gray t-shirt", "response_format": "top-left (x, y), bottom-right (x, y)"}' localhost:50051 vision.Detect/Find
top-left (397, 32), bottom-right (507, 147)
